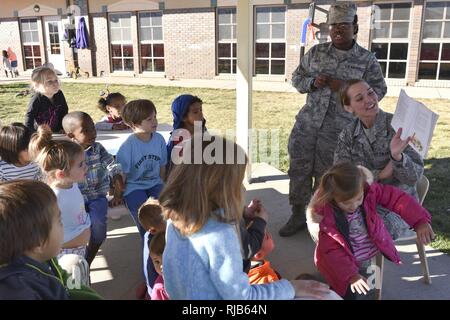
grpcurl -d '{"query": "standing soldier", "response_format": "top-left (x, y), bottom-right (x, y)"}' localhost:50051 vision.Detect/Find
top-left (280, 2), bottom-right (387, 237)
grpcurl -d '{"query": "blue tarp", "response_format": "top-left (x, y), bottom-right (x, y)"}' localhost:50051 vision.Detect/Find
top-left (76, 17), bottom-right (89, 49)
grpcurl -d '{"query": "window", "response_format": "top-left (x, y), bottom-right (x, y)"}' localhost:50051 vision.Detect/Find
top-left (418, 1), bottom-right (450, 80)
top-left (255, 7), bottom-right (286, 75)
top-left (21, 18), bottom-right (42, 70)
top-left (109, 13), bottom-right (133, 72)
top-left (217, 8), bottom-right (236, 74)
top-left (139, 12), bottom-right (164, 72)
top-left (48, 22), bottom-right (61, 54)
top-left (370, 3), bottom-right (411, 79)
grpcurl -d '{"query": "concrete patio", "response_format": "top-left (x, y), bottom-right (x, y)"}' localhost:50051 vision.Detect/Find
top-left (90, 163), bottom-right (450, 300)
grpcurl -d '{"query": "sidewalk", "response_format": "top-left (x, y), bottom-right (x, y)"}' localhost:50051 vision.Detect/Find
top-left (2, 74), bottom-right (450, 99)
top-left (91, 163), bottom-right (450, 300)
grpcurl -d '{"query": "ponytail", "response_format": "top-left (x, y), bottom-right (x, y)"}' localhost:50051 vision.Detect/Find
top-left (97, 92), bottom-right (125, 114)
top-left (29, 125), bottom-right (84, 178)
top-left (311, 161), bottom-right (365, 209)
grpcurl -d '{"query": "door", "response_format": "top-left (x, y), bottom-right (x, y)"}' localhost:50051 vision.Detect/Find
top-left (44, 16), bottom-right (66, 75)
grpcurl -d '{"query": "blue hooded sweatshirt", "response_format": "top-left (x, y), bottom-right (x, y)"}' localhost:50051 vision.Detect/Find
top-left (0, 256), bottom-right (69, 300)
top-left (166, 94), bottom-right (206, 164)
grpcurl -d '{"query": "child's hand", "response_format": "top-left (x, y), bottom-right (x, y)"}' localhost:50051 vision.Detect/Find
top-left (112, 123), bottom-right (129, 130)
top-left (245, 199), bottom-right (261, 219)
top-left (349, 274), bottom-right (371, 295)
top-left (253, 205), bottom-right (269, 222)
top-left (109, 195), bottom-right (123, 208)
top-left (290, 279), bottom-right (331, 300)
top-left (378, 161), bottom-right (393, 180)
top-left (415, 223), bottom-right (435, 245)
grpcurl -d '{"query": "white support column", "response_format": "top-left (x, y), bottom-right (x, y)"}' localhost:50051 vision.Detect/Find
top-left (236, 0), bottom-right (253, 182)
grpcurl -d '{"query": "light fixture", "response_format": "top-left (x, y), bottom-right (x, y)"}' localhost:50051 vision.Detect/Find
top-left (33, 4), bottom-right (40, 13)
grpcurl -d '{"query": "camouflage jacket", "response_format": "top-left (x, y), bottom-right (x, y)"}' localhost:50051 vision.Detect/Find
top-left (292, 41), bottom-right (387, 129)
top-left (333, 110), bottom-right (423, 196)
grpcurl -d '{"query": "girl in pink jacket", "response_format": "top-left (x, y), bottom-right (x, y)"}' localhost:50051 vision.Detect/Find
top-left (308, 162), bottom-right (434, 299)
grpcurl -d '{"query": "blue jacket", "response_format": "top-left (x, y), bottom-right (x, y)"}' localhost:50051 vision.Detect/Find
top-left (0, 256), bottom-right (69, 300)
top-left (163, 215), bottom-right (295, 300)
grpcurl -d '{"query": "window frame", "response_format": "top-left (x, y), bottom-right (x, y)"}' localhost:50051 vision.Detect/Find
top-left (253, 5), bottom-right (287, 76)
top-left (138, 11), bottom-right (165, 74)
top-left (216, 7), bottom-right (237, 75)
top-left (418, 0), bottom-right (450, 81)
top-left (20, 18), bottom-right (42, 70)
top-left (370, 2), bottom-right (413, 80)
top-left (108, 12), bottom-right (134, 72)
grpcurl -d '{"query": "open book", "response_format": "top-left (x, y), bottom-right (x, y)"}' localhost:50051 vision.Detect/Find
top-left (391, 90), bottom-right (439, 158)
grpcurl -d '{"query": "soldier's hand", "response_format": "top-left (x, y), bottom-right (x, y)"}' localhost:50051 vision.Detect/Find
top-left (390, 128), bottom-right (411, 161)
top-left (328, 78), bottom-right (345, 92)
top-left (314, 74), bottom-right (329, 89)
top-left (378, 161), bottom-right (393, 180)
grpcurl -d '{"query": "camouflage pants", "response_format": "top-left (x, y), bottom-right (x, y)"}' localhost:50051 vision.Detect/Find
top-left (288, 110), bottom-right (345, 206)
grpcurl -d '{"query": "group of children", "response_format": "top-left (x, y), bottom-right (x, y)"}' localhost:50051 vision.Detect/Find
top-left (0, 65), bottom-right (436, 300)
top-left (2, 48), bottom-right (19, 78)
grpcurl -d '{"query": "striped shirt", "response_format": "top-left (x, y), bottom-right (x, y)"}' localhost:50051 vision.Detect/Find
top-left (0, 160), bottom-right (42, 182)
top-left (346, 207), bottom-right (379, 263)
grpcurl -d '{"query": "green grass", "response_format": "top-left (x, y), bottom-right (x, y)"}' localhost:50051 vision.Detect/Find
top-left (1, 82), bottom-right (449, 254)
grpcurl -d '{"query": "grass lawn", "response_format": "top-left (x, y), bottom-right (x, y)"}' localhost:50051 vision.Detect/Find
top-left (1, 81), bottom-right (449, 253)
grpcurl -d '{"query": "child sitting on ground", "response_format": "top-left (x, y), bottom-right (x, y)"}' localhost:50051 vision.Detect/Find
top-left (95, 92), bottom-right (129, 131)
top-left (166, 94), bottom-right (206, 175)
top-left (0, 180), bottom-right (101, 299)
top-left (248, 229), bottom-right (281, 284)
top-left (0, 122), bottom-right (42, 181)
top-left (149, 231), bottom-right (169, 300)
top-left (29, 125), bottom-right (91, 260)
top-left (138, 197), bottom-right (166, 299)
top-left (62, 111), bottom-right (124, 265)
top-left (309, 161), bottom-right (435, 299)
top-left (25, 66), bottom-right (68, 133)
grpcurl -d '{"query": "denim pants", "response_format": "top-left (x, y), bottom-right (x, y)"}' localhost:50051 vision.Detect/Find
top-left (124, 183), bottom-right (164, 288)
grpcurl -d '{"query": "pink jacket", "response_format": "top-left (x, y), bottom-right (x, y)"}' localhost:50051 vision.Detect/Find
top-left (313, 182), bottom-right (431, 297)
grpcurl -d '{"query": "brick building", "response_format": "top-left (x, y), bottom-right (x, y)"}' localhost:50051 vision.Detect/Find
top-left (1, 0), bottom-right (449, 87)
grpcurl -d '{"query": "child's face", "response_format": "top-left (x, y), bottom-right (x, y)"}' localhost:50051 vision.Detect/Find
top-left (149, 221), bottom-right (166, 235)
top-left (106, 98), bottom-right (126, 119)
top-left (336, 190), bottom-right (364, 214)
top-left (150, 252), bottom-right (163, 275)
top-left (134, 112), bottom-right (158, 134)
top-left (70, 118), bottom-right (97, 149)
top-left (35, 73), bottom-right (60, 97)
top-left (183, 102), bottom-right (204, 127)
top-left (37, 205), bottom-right (64, 262)
top-left (68, 152), bottom-right (88, 183)
top-left (17, 150), bottom-right (31, 166)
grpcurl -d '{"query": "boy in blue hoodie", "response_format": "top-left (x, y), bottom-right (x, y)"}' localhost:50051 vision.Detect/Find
top-left (0, 180), bottom-right (101, 300)
top-left (166, 94), bottom-right (207, 175)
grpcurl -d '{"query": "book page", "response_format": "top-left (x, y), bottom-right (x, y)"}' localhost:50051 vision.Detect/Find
top-left (391, 90), bottom-right (439, 158)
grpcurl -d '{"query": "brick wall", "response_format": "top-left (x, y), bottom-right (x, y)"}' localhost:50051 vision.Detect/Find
top-left (0, 18), bottom-right (24, 73)
top-left (407, 0), bottom-right (424, 85)
top-left (163, 8), bottom-right (216, 79)
top-left (285, 3), bottom-right (310, 81)
top-left (356, 1), bottom-right (373, 50)
top-left (91, 13), bottom-right (110, 76)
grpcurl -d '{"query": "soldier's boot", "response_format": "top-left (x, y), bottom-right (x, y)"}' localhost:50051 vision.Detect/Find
top-left (278, 204), bottom-right (307, 237)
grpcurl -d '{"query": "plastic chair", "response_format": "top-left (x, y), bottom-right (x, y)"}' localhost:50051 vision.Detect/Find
top-left (375, 175), bottom-right (431, 300)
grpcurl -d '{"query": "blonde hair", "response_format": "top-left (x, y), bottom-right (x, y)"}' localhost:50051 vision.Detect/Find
top-left (29, 125), bottom-right (84, 179)
top-left (311, 161), bottom-right (366, 209)
top-left (340, 79), bottom-right (366, 106)
top-left (31, 66), bottom-right (57, 90)
top-left (159, 136), bottom-right (248, 236)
